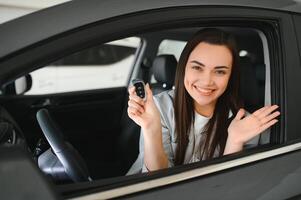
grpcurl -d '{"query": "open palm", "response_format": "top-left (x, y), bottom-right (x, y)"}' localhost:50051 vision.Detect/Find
top-left (228, 105), bottom-right (280, 145)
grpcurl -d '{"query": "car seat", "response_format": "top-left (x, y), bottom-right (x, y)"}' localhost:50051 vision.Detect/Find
top-left (239, 56), bottom-right (269, 146)
top-left (151, 54), bottom-right (177, 94)
top-left (239, 56), bottom-right (265, 112)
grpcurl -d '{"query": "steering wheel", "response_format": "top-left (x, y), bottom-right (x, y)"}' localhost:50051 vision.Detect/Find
top-left (0, 122), bottom-right (17, 145)
top-left (0, 106), bottom-right (28, 149)
top-left (36, 108), bottom-right (92, 182)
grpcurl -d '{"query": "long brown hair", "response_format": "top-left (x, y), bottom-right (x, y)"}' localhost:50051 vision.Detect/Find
top-left (174, 28), bottom-right (241, 165)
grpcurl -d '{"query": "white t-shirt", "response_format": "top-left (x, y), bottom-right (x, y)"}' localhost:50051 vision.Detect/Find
top-left (184, 112), bottom-right (209, 163)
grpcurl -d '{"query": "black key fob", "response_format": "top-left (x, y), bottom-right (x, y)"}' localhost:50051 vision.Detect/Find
top-left (132, 79), bottom-right (147, 101)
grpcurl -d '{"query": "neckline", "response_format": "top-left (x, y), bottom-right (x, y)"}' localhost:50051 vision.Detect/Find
top-left (195, 111), bottom-right (211, 121)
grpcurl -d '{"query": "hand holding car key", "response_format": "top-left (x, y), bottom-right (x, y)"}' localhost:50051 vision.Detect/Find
top-left (127, 79), bottom-right (161, 130)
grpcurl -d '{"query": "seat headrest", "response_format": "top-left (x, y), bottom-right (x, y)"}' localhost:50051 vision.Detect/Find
top-left (239, 56), bottom-right (265, 112)
top-left (153, 54), bottom-right (177, 87)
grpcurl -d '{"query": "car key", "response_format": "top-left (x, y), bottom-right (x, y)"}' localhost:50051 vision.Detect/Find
top-left (132, 79), bottom-right (147, 101)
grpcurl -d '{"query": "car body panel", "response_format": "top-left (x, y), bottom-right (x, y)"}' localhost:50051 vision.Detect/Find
top-left (0, 6), bottom-right (291, 84)
top-left (0, 147), bottom-right (60, 200)
top-left (123, 149), bottom-right (301, 200)
top-left (0, 0), bottom-right (301, 62)
top-left (70, 144), bottom-right (301, 199)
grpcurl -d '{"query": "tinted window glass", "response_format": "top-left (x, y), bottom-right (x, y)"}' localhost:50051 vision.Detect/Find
top-left (25, 37), bottom-right (141, 95)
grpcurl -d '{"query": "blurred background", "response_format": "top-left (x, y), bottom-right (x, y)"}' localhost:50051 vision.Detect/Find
top-left (0, 0), bottom-right (70, 24)
top-left (0, 0), bottom-right (146, 95)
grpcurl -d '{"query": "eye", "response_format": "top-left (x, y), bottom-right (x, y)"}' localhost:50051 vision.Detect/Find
top-left (192, 66), bottom-right (202, 71)
top-left (215, 70), bottom-right (226, 75)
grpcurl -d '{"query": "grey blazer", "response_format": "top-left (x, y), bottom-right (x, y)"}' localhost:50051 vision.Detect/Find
top-left (127, 90), bottom-right (266, 175)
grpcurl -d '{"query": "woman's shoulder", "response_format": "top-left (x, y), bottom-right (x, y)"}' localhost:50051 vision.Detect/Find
top-left (153, 90), bottom-right (175, 125)
top-left (153, 90), bottom-right (175, 108)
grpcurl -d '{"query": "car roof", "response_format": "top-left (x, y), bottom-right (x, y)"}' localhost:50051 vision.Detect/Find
top-left (0, 0), bottom-right (300, 61)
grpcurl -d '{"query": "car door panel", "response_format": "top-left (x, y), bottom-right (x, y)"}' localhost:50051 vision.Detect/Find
top-left (122, 146), bottom-right (301, 200)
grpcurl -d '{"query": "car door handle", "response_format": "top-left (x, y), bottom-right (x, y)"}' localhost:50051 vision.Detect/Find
top-left (31, 98), bottom-right (55, 109)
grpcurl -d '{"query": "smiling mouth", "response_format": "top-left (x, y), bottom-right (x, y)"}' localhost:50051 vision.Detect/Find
top-left (194, 85), bottom-right (215, 96)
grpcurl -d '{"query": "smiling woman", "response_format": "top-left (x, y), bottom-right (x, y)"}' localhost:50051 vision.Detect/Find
top-left (184, 42), bottom-right (233, 117)
top-left (127, 28), bottom-right (280, 173)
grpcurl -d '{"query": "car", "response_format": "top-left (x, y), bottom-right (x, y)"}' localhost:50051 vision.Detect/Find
top-left (1, 0), bottom-right (301, 199)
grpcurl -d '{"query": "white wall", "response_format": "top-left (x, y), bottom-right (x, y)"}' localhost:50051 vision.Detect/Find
top-left (0, 0), bottom-right (70, 23)
top-left (0, 7), bottom-right (34, 24)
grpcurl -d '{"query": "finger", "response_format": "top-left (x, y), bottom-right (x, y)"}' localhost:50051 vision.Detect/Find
top-left (257, 105), bottom-right (279, 119)
top-left (235, 108), bottom-right (245, 120)
top-left (129, 94), bottom-right (145, 106)
top-left (128, 110), bottom-right (141, 122)
top-left (259, 119), bottom-right (278, 133)
top-left (127, 109), bottom-right (136, 118)
top-left (128, 110), bottom-right (139, 117)
top-left (128, 106), bottom-right (143, 116)
top-left (128, 86), bottom-right (136, 95)
top-left (128, 100), bottom-right (144, 112)
top-left (128, 100), bottom-right (145, 113)
top-left (252, 106), bottom-right (269, 117)
top-left (260, 111), bottom-right (280, 125)
top-left (145, 83), bottom-right (153, 102)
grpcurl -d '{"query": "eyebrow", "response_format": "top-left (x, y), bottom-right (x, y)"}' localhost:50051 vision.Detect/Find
top-left (190, 60), bottom-right (230, 69)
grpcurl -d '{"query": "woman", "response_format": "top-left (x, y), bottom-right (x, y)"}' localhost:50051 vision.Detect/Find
top-left (127, 28), bottom-right (280, 173)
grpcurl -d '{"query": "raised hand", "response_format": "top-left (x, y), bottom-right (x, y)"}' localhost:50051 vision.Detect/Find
top-left (127, 84), bottom-right (161, 131)
top-left (225, 105), bottom-right (280, 154)
top-left (128, 84), bottom-right (168, 170)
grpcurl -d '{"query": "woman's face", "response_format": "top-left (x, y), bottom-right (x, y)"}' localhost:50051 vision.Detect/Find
top-left (184, 42), bottom-right (233, 116)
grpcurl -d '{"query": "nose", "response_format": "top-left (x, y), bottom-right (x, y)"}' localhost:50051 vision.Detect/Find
top-left (201, 71), bottom-right (214, 86)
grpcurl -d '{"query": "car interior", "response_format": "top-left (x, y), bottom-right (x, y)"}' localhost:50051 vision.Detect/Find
top-left (0, 26), bottom-right (269, 184)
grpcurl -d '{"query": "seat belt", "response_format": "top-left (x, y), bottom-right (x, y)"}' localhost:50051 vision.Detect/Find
top-left (141, 57), bottom-right (152, 83)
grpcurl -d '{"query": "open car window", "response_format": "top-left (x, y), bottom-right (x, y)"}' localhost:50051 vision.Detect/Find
top-left (22, 27), bottom-right (273, 178)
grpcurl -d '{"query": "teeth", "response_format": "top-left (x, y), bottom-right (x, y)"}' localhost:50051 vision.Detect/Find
top-left (194, 86), bottom-right (214, 95)
top-left (198, 88), bottom-right (212, 93)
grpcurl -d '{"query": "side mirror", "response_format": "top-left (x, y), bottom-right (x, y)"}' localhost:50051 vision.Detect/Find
top-left (1, 74), bottom-right (32, 95)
